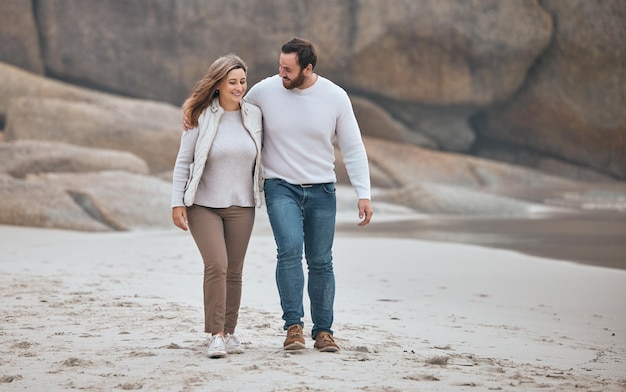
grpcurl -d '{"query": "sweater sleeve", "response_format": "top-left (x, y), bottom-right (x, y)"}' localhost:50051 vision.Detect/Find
top-left (335, 92), bottom-right (371, 200)
top-left (170, 128), bottom-right (199, 208)
top-left (243, 78), bottom-right (264, 106)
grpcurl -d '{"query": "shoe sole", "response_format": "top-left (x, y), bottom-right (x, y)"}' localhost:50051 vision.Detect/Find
top-left (316, 346), bottom-right (339, 352)
top-left (208, 350), bottom-right (227, 358)
top-left (226, 348), bottom-right (244, 354)
top-left (284, 341), bottom-right (306, 350)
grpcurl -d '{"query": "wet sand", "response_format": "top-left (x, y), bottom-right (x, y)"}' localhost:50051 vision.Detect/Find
top-left (338, 211), bottom-right (626, 270)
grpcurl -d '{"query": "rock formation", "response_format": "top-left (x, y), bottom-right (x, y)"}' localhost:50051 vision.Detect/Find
top-left (0, 0), bottom-right (623, 231)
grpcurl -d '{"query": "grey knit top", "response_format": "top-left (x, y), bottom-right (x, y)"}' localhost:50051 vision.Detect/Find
top-left (186, 110), bottom-right (256, 208)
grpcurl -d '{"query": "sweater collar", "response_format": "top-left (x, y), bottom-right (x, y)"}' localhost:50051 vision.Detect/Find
top-left (210, 97), bottom-right (246, 114)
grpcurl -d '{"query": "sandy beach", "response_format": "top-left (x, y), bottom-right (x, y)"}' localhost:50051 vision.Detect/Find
top-left (1, 203), bottom-right (625, 391)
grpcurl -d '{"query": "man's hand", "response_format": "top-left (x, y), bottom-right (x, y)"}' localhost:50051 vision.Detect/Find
top-left (182, 117), bottom-right (192, 130)
top-left (172, 206), bottom-right (189, 231)
top-left (357, 199), bottom-right (373, 227)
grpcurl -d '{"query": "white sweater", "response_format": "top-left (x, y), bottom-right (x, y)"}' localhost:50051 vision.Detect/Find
top-left (245, 75), bottom-right (370, 199)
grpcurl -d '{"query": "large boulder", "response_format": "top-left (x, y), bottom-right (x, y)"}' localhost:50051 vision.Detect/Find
top-left (0, 173), bottom-right (111, 231)
top-left (17, 0), bottom-right (552, 107)
top-left (352, 137), bottom-right (625, 214)
top-left (0, 1), bottom-right (622, 179)
top-left (361, 137), bottom-right (576, 192)
top-left (350, 95), bottom-right (436, 148)
top-left (473, 0), bottom-right (626, 179)
top-left (0, 171), bottom-right (172, 231)
top-left (0, 62), bottom-right (110, 124)
top-left (4, 96), bottom-right (181, 173)
top-left (473, 141), bottom-right (616, 182)
top-left (30, 0), bottom-right (297, 104)
top-left (36, 171), bottom-right (172, 231)
top-left (0, 140), bottom-right (149, 178)
top-left (335, 136), bottom-right (585, 215)
top-left (344, 0), bottom-right (552, 105)
top-left (14, 1), bottom-right (552, 154)
top-left (373, 182), bottom-right (554, 216)
top-left (0, 0), bottom-right (43, 75)
top-left (0, 63), bottom-right (183, 160)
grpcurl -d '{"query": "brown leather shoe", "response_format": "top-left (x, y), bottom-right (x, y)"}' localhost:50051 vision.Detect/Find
top-left (283, 324), bottom-right (306, 350)
top-left (314, 331), bottom-right (340, 352)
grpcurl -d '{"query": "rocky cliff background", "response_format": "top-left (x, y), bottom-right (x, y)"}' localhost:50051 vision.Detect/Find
top-left (0, 0), bottom-right (624, 231)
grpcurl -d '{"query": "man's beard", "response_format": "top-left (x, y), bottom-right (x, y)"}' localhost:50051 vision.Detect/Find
top-left (282, 71), bottom-right (306, 89)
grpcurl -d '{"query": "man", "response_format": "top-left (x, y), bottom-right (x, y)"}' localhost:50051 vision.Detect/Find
top-left (245, 37), bottom-right (373, 352)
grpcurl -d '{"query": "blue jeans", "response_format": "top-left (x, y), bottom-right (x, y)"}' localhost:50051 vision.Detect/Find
top-left (264, 178), bottom-right (337, 339)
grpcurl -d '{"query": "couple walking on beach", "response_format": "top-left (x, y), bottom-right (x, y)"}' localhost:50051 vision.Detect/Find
top-left (170, 37), bottom-right (373, 358)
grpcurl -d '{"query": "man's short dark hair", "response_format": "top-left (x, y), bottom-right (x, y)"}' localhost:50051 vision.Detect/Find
top-left (281, 37), bottom-right (317, 70)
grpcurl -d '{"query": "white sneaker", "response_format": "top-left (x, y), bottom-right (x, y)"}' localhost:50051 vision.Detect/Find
top-left (225, 333), bottom-right (244, 354)
top-left (207, 335), bottom-right (227, 358)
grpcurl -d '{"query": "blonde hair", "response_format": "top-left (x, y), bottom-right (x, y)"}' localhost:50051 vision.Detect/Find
top-left (182, 54), bottom-right (247, 129)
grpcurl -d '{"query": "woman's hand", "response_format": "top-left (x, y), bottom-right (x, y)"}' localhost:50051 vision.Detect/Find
top-left (172, 206), bottom-right (189, 231)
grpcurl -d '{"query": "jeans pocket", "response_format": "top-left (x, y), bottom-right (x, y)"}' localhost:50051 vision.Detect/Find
top-left (322, 183), bottom-right (336, 194)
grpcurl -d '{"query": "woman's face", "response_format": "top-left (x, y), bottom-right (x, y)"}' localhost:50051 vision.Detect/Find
top-left (217, 68), bottom-right (247, 110)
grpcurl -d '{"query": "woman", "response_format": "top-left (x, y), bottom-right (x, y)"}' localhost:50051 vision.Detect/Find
top-left (171, 54), bottom-right (263, 358)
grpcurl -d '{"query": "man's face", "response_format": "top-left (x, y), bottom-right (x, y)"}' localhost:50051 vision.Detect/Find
top-left (278, 52), bottom-right (306, 89)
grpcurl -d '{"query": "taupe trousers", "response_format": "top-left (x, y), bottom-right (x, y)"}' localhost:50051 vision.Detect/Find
top-left (186, 204), bottom-right (255, 334)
